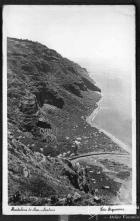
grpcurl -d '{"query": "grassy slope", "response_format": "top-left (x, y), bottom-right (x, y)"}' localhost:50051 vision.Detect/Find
top-left (7, 37), bottom-right (129, 206)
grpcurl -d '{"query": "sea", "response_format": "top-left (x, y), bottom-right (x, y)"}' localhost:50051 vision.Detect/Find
top-left (88, 71), bottom-right (133, 153)
top-left (87, 72), bottom-right (133, 204)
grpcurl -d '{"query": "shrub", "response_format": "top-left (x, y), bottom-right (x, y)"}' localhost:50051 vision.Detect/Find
top-left (63, 84), bottom-right (83, 98)
top-left (29, 176), bottom-right (56, 197)
top-left (82, 77), bottom-right (101, 92)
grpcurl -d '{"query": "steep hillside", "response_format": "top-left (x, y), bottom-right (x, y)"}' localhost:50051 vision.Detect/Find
top-left (7, 37), bottom-right (104, 155)
top-left (7, 37), bottom-right (128, 206)
top-left (8, 122), bottom-right (97, 206)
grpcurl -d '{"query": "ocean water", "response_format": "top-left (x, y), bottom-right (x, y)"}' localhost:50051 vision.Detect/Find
top-left (89, 72), bottom-right (132, 150)
top-left (86, 71), bottom-right (133, 204)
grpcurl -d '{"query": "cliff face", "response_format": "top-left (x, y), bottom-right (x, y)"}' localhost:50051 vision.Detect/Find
top-left (7, 37), bottom-right (102, 205)
top-left (7, 37), bottom-right (102, 154)
top-left (8, 38), bottom-right (101, 118)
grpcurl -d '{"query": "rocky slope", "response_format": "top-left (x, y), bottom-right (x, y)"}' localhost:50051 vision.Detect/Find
top-left (7, 37), bottom-right (129, 206)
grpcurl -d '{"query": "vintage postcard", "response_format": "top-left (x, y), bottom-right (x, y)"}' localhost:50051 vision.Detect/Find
top-left (2, 5), bottom-right (136, 215)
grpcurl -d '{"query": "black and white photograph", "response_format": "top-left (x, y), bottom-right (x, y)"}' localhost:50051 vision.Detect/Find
top-left (2, 5), bottom-right (136, 215)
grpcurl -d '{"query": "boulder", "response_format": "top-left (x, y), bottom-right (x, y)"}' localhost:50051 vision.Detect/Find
top-left (62, 164), bottom-right (79, 188)
top-left (50, 195), bottom-right (58, 205)
top-left (83, 183), bottom-right (89, 193)
top-left (12, 191), bottom-right (21, 203)
top-left (91, 179), bottom-right (96, 184)
top-left (73, 192), bottom-right (81, 202)
top-left (57, 198), bottom-right (66, 205)
top-left (23, 167), bottom-right (29, 178)
top-left (62, 158), bottom-right (73, 168)
top-left (66, 194), bottom-right (73, 205)
top-left (102, 185), bottom-right (110, 190)
top-left (76, 137), bottom-right (81, 141)
top-left (93, 196), bottom-right (101, 204)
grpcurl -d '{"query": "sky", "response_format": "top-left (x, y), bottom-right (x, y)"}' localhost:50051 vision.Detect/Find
top-left (3, 5), bottom-right (135, 77)
top-left (3, 5), bottom-right (135, 146)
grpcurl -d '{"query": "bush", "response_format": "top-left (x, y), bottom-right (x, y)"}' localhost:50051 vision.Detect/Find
top-left (63, 84), bottom-right (83, 98)
top-left (29, 176), bottom-right (56, 197)
top-left (82, 77), bottom-right (101, 92)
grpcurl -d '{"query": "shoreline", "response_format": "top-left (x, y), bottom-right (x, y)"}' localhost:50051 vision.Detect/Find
top-left (86, 96), bottom-right (103, 125)
top-left (83, 98), bottom-right (132, 205)
top-left (86, 98), bottom-right (131, 154)
top-left (98, 128), bottom-right (131, 154)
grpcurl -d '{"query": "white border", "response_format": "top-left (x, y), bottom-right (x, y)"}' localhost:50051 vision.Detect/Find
top-left (2, 5), bottom-right (136, 215)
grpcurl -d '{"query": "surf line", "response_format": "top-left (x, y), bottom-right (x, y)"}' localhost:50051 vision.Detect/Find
top-left (86, 95), bottom-right (103, 124)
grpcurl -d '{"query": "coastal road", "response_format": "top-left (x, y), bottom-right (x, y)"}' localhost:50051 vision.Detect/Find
top-left (69, 151), bottom-right (128, 161)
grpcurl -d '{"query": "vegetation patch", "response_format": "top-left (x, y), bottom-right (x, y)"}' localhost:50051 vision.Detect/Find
top-left (82, 77), bottom-right (101, 92)
top-left (63, 84), bottom-right (83, 98)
